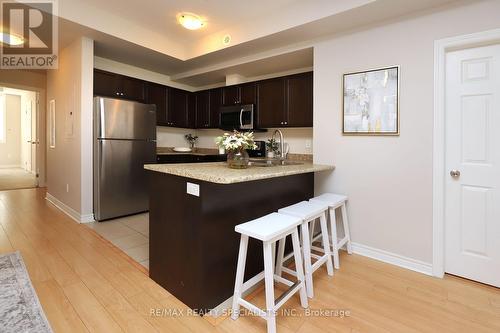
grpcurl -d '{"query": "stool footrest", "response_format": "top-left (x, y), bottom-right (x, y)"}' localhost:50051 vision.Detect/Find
top-left (311, 255), bottom-right (329, 273)
top-left (281, 266), bottom-right (297, 277)
top-left (337, 236), bottom-right (349, 248)
top-left (238, 299), bottom-right (267, 318)
top-left (242, 271), bottom-right (265, 293)
top-left (274, 274), bottom-right (294, 287)
top-left (283, 252), bottom-right (294, 262)
top-left (274, 281), bottom-right (302, 309)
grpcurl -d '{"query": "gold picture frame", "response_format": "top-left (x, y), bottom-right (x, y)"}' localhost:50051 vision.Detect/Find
top-left (342, 65), bottom-right (400, 136)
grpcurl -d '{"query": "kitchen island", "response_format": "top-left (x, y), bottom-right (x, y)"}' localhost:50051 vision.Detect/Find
top-left (144, 161), bottom-right (334, 312)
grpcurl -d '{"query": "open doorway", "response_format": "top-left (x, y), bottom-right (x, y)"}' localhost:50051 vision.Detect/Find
top-left (0, 87), bottom-right (39, 191)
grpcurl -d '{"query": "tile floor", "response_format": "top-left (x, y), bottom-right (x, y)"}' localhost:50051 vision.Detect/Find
top-left (86, 213), bottom-right (149, 269)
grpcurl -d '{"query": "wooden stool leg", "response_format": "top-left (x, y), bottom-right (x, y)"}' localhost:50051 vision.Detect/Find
top-left (329, 207), bottom-right (340, 269)
top-left (300, 221), bottom-right (314, 298)
top-left (291, 229), bottom-right (308, 309)
top-left (231, 235), bottom-right (249, 320)
top-left (263, 241), bottom-right (277, 333)
top-left (320, 212), bottom-right (334, 276)
top-left (341, 203), bottom-right (353, 254)
top-left (275, 237), bottom-right (286, 277)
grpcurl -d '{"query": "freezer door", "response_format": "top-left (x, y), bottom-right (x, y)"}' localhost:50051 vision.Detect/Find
top-left (94, 97), bottom-right (156, 140)
top-left (94, 139), bottom-right (156, 221)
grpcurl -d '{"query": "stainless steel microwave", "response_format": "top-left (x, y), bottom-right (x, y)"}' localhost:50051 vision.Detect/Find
top-left (219, 104), bottom-right (254, 130)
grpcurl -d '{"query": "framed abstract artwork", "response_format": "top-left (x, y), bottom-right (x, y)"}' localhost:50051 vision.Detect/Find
top-left (342, 66), bottom-right (400, 135)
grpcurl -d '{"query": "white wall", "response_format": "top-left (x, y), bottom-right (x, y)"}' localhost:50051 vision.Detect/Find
top-left (0, 95), bottom-right (21, 167)
top-left (46, 37), bottom-right (94, 221)
top-left (314, 0), bottom-right (500, 264)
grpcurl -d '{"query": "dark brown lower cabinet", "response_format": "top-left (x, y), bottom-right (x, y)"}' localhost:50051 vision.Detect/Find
top-left (148, 171), bottom-right (314, 311)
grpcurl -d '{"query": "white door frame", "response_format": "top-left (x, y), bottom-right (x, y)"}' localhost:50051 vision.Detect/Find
top-left (433, 28), bottom-right (500, 278)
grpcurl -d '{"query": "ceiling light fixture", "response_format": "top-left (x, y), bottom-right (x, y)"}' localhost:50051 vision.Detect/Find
top-left (0, 32), bottom-right (24, 46)
top-left (177, 13), bottom-right (205, 30)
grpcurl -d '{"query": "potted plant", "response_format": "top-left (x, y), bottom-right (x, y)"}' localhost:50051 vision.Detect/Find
top-left (215, 131), bottom-right (257, 169)
top-left (265, 138), bottom-right (280, 158)
top-left (185, 133), bottom-right (198, 150)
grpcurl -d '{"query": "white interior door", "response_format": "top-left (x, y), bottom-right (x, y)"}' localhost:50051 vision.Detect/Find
top-left (22, 100), bottom-right (32, 172)
top-left (445, 44), bottom-right (500, 287)
top-left (30, 98), bottom-right (36, 176)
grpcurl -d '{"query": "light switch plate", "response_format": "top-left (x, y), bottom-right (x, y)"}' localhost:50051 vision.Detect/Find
top-left (186, 182), bottom-right (200, 197)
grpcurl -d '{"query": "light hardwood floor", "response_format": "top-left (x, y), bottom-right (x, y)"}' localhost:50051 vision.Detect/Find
top-left (0, 188), bottom-right (499, 333)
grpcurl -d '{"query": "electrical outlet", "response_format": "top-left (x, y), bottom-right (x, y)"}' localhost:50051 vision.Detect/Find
top-left (186, 182), bottom-right (200, 197)
top-left (305, 140), bottom-right (312, 149)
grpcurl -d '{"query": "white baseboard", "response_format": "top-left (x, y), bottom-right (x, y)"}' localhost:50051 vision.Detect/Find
top-left (45, 193), bottom-right (95, 223)
top-left (350, 242), bottom-right (433, 276)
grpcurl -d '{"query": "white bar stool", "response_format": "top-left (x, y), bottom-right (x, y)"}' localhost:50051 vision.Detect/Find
top-left (310, 193), bottom-right (352, 269)
top-left (276, 201), bottom-right (334, 298)
top-left (231, 212), bottom-right (308, 333)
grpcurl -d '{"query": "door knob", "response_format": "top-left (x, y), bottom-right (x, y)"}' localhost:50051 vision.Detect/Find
top-left (450, 170), bottom-right (461, 178)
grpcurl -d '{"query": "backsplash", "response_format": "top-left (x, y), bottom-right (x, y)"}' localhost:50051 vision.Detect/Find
top-left (157, 127), bottom-right (313, 155)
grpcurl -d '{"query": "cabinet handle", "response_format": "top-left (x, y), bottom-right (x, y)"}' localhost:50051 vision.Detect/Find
top-left (284, 121), bottom-right (288, 125)
top-left (116, 92), bottom-right (120, 96)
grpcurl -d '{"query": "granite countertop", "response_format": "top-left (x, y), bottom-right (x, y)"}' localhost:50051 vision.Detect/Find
top-left (156, 147), bottom-right (220, 156)
top-left (144, 162), bottom-right (334, 184)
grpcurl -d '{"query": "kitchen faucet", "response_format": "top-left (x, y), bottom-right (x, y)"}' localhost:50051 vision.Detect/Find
top-left (272, 129), bottom-right (286, 160)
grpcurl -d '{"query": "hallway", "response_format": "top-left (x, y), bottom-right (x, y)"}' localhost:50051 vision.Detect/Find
top-left (0, 168), bottom-right (37, 191)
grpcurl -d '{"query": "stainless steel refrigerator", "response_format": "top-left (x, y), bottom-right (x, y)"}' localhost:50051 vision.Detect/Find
top-left (93, 97), bottom-right (157, 221)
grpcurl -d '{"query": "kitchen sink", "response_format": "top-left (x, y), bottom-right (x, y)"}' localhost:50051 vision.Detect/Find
top-left (249, 159), bottom-right (304, 167)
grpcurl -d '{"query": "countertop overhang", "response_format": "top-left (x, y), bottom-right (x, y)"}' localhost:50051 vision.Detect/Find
top-left (144, 162), bottom-right (334, 184)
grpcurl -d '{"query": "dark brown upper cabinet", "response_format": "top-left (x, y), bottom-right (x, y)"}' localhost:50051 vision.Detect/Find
top-left (168, 88), bottom-right (190, 128)
top-left (285, 72), bottom-right (313, 127)
top-left (94, 69), bottom-right (146, 102)
top-left (239, 83), bottom-right (257, 105)
top-left (222, 83), bottom-right (257, 106)
top-left (256, 72), bottom-right (312, 128)
top-left (209, 88), bottom-right (222, 128)
top-left (94, 70), bottom-right (120, 97)
top-left (195, 90), bottom-right (210, 128)
top-left (95, 68), bottom-right (312, 130)
top-left (187, 93), bottom-right (196, 129)
top-left (146, 83), bottom-right (169, 126)
top-left (222, 85), bottom-right (240, 105)
top-left (257, 77), bottom-right (286, 128)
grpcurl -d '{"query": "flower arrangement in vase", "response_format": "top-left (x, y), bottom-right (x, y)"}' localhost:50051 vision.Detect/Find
top-left (185, 133), bottom-right (198, 150)
top-left (215, 131), bottom-right (257, 169)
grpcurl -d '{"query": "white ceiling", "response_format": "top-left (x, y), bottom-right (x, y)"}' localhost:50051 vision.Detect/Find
top-left (56, 0), bottom-right (463, 87)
